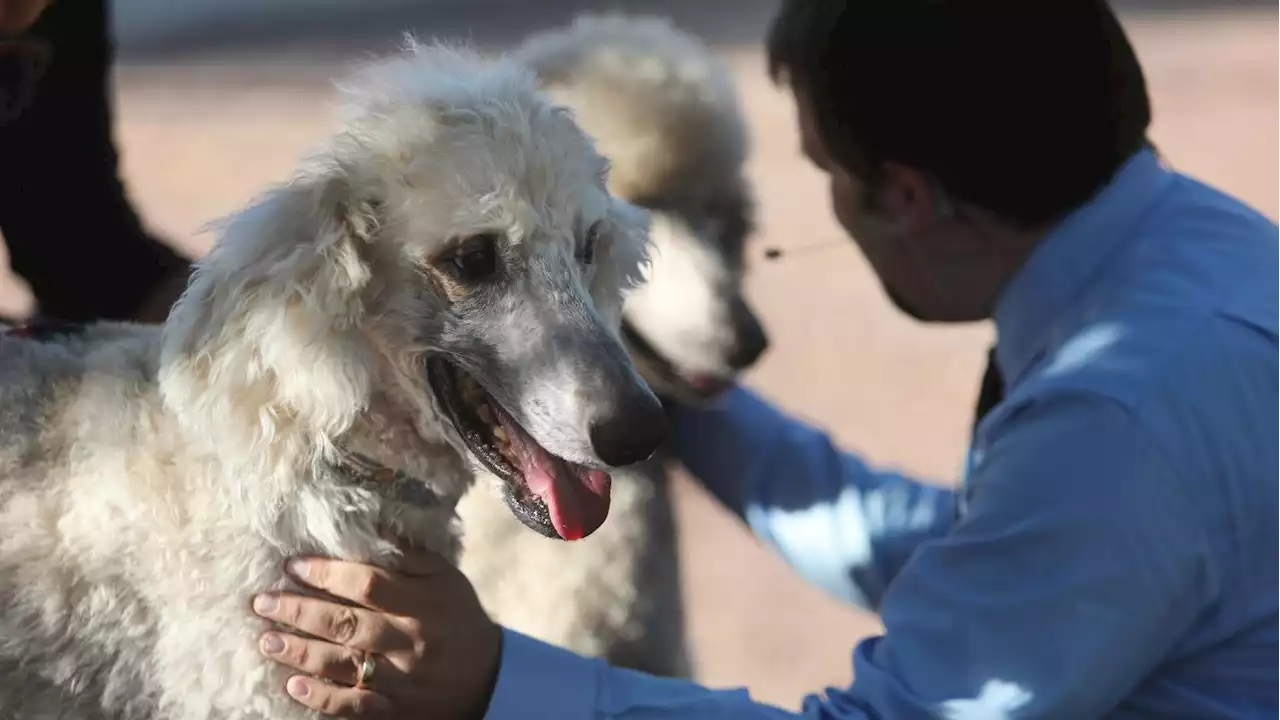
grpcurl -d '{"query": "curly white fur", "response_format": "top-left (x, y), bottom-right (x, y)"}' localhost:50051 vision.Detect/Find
top-left (457, 14), bottom-right (761, 678)
top-left (0, 39), bottom-right (654, 719)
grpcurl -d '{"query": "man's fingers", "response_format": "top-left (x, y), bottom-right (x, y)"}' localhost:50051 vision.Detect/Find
top-left (287, 557), bottom-right (411, 611)
top-left (283, 675), bottom-right (393, 718)
top-left (252, 592), bottom-right (412, 654)
top-left (368, 532), bottom-right (461, 579)
top-left (259, 632), bottom-right (411, 695)
top-left (392, 545), bottom-right (455, 578)
top-left (260, 631), bottom-right (360, 686)
top-left (286, 552), bottom-right (453, 610)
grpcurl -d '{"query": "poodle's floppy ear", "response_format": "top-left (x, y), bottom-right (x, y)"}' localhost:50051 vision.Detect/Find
top-left (590, 198), bottom-right (652, 329)
top-left (160, 166), bottom-right (382, 467)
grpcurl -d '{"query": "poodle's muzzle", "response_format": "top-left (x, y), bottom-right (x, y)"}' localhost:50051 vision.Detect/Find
top-left (426, 296), bottom-right (667, 541)
top-left (619, 204), bottom-right (771, 406)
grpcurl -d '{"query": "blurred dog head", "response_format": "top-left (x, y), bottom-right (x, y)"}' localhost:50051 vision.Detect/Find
top-left (516, 14), bottom-right (769, 404)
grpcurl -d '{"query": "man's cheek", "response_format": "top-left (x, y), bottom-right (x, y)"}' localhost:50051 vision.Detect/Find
top-left (829, 180), bottom-right (858, 234)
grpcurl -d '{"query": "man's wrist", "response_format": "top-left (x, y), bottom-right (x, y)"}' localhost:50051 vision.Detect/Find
top-left (465, 620), bottom-right (504, 720)
top-left (483, 628), bottom-right (601, 719)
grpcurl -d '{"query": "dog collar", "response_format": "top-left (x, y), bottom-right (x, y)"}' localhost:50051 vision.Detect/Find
top-left (332, 448), bottom-right (444, 510)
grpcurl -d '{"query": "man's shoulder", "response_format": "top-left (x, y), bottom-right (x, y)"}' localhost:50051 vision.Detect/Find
top-left (1162, 170), bottom-right (1279, 240)
top-left (1016, 173), bottom-right (1277, 414)
top-left (972, 303), bottom-right (1276, 543)
top-left (994, 294), bottom-right (1276, 517)
top-left (1019, 304), bottom-right (1273, 412)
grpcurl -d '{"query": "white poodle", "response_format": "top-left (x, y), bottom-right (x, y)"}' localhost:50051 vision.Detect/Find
top-left (457, 15), bottom-right (769, 679)
top-left (0, 40), bottom-right (667, 719)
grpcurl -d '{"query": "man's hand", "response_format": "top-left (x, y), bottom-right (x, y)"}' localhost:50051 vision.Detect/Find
top-left (252, 549), bottom-right (503, 718)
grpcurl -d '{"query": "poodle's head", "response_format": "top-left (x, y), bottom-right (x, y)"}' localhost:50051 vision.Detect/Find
top-left (160, 41), bottom-right (665, 541)
top-left (515, 14), bottom-right (771, 405)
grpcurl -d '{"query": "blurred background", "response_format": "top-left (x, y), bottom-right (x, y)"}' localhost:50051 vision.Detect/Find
top-left (2, 0), bottom-right (1275, 709)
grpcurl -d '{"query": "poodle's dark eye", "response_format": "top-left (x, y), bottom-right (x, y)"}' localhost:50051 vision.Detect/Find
top-left (577, 223), bottom-right (601, 266)
top-left (448, 233), bottom-right (500, 281)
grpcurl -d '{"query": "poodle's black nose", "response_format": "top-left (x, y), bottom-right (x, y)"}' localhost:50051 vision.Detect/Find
top-left (726, 298), bottom-right (770, 370)
top-left (589, 399), bottom-right (669, 468)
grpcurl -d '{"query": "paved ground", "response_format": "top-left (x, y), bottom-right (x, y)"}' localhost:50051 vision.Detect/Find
top-left (2, 1), bottom-right (1275, 709)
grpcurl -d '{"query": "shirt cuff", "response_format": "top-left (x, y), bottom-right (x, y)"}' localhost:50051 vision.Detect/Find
top-left (484, 628), bottom-right (601, 720)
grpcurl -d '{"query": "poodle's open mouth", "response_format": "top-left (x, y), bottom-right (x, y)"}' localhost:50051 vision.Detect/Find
top-left (426, 357), bottom-right (611, 541)
top-left (620, 320), bottom-right (733, 402)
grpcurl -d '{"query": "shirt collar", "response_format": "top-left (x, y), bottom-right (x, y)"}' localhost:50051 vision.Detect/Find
top-left (993, 147), bottom-right (1175, 385)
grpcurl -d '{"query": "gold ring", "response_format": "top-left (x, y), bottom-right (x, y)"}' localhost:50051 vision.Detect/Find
top-left (356, 650), bottom-right (376, 689)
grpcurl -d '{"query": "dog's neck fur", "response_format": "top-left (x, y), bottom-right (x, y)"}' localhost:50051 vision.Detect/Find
top-left (158, 341), bottom-right (472, 567)
top-left (3, 302), bottom-right (475, 566)
top-left (211, 399), bottom-right (467, 568)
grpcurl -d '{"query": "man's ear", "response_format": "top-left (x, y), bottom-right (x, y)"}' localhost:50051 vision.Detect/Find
top-left (880, 161), bottom-right (951, 232)
top-left (159, 168), bottom-right (384, 468)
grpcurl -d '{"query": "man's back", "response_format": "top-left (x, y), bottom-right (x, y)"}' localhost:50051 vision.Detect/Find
top-left (979, 150), bottom-right (1278, 716)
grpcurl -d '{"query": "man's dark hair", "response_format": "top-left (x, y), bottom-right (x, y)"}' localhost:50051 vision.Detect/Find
top-left (767, 0), bottom-right (1152, 226)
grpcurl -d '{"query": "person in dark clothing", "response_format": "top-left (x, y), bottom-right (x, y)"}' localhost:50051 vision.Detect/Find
top-left (0, 0), bottom-right (192, 325)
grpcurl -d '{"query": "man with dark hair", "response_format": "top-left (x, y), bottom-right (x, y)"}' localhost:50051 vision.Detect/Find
top-left (1, 0), bottom-right (192, 324)
top-left (248, 1), bottom-right (1278, 717)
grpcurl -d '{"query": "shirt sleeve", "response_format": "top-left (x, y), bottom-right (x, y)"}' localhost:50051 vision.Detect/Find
top-left (484, 392), bottom-right (1214, 719)
top-left (666, 385), bottom-right (958, 610)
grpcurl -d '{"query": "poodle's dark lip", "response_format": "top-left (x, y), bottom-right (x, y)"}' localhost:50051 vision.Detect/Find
top-left (425, 356), bottom-right (561, 540)
top-left (620, 320), bottom-right (733, 403)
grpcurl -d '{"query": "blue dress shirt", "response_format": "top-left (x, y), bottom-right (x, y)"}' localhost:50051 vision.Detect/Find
top-left (484, 148), bottom-right (1279, 718)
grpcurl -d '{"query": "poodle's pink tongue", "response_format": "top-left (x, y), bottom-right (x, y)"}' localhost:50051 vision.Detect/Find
top-left (492, 406), bottom-right (611, 540)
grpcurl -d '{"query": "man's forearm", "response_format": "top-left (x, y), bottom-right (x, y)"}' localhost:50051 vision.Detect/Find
top-left (667, 385), bottom-right (957, 609)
